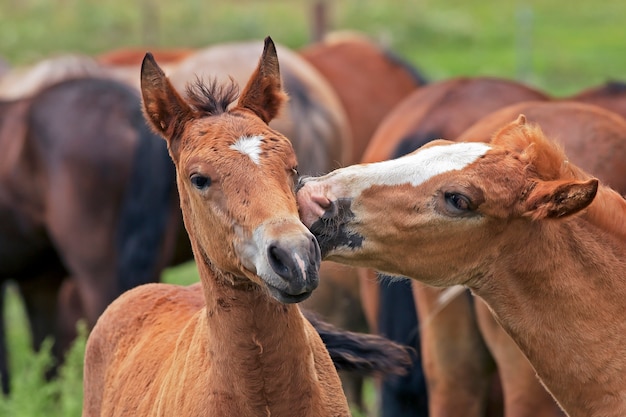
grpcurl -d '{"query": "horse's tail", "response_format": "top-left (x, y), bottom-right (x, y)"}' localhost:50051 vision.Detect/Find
top-left (115, 110), bottom-right (176, 293)
top-left (302, 309), bottom-right (414, 377)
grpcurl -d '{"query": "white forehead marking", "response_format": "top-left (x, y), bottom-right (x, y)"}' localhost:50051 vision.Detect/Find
top-left (231, 135), bottom-right (264, 165)
top-left (337, 142), bottom-right (491, 194)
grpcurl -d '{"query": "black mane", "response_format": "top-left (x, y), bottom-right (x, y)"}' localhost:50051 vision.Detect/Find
top-left (185, 76), bottom-right (240, 115)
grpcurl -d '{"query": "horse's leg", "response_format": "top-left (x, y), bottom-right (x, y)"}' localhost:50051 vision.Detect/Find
top-left (16, 271), bottom-right (65, 377)
top-left (474, 299), bottom-right (565, 417)
top-left (0, 282), bottom-right (9, 395)
top-left (412, 282), bottom-right (496, 417)
top-left (56, 279), bottom-right (84, 355)
top-left (378, 276), bottom-right (428, 417)
top-left (358, 267), bottom-right (380, 334)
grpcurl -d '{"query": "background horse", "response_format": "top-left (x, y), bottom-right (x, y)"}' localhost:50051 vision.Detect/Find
top-left (299, 31), bottom-right (428, 165)
top-left (355, 76), bottom-right (549, 417)
top-left (297, 113), bottom-right (626, 417)
top-left (567, 80), bottom-right (626, 119)
top-left (95, 47), bottom-right (196, 90)
top-left (0, 54), bottom-right (108, 100)
top-left (0, 75), bottom-right (177, 394)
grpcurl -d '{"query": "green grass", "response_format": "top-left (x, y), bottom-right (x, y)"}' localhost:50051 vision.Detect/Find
top-left (0, 285), bottom-right (85, 417)
top-left (1, 0), bottom-right (626, 95)
top-left (1, 0), bottom-right (626, 415)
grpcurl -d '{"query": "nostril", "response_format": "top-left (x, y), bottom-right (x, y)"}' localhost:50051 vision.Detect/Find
top-left (320, 199), bottom-right (338, 220)
top-left (311, 194), bottom-right (332, 210)
top-left (268, 244), bottom-right (293, 279)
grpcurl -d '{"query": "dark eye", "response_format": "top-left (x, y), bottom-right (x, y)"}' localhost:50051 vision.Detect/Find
top-left (190, 174), bottom-right (211, 190)
top-left (444, 192), bottom-right (472, 213)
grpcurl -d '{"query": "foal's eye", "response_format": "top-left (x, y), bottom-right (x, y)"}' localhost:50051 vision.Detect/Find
top-left (190, 174), bottom-right (212, 190)
top-left (444, 192), bottom-right (472, 213)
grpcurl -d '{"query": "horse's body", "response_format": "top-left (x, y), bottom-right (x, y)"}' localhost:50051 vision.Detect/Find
top-left (0, 76), bottom-right (177, 393)
top-left (568, 80), bottom-right (626, 119)
top-left (83, 38), bottom-right (352, 417)
top-left (96, 47), bottom-right (196, 90)
top-left (297, 114), bottom-right (626, 417)
top-left (354, 76), bottom-right (549, 417)
top-left (300, 31), bottom-right (427, 165)
top-left (0, 54), bottom-right (109, 100)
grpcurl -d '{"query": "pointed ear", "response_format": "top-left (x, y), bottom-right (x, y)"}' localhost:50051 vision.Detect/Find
top-left (523, 179), bottom-right (598, 220)
top-left (236, 36), bottom-right (287, 124)
top-left (140, 52), bottom-right (195, 156)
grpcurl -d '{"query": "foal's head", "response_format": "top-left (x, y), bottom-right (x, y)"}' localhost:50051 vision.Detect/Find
top-left (141, 37), bottom-right (320, 303)
top-left (297, 115), bottom-right (598, 285)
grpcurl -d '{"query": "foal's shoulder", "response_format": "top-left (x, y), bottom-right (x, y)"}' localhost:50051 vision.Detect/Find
top-left (92, 282), bottom-right (205, 343)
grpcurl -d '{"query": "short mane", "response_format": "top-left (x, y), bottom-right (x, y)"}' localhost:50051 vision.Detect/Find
top-left (492, 118), bottom-right (570, 181)
top-left (185, 76), bottom-right (240, 116)
top-left (495, 116), bottom-right (626, 241)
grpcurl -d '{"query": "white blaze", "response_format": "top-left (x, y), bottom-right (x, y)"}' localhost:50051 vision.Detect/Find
top-left (332, 142), bottom-right (491, 194)
top-left (231, 135), bottom-right (263, 164)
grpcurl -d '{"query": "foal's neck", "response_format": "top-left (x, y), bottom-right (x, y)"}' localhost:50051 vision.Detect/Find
top-left (196, 257), bottom-right (322, 415)
top-left (476, 197), bottom-right (626, 417)
top-left (584, 185), bottom-right (626, 242)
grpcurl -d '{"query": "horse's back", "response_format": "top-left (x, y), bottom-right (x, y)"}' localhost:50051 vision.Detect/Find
top-left (300, 31), bottom-right (425, 164)
top-left (83, 282), bottom-right (205, 417)
top-left (0, 54), bottom-right (107, 100)
top-left (459, 100), bottom-right (626, 193)
top-left (569, 80), bottom-right (626, 120)
top-left (362, 76), bottom-right (549, 164)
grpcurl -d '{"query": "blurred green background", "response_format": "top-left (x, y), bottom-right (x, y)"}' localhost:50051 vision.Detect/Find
top-left (1, 1), bottom-right (625, 415)
top-left (2, 0), bottom-right (626, 95)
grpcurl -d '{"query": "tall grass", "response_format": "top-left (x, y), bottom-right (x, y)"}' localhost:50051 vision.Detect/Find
top-left (0, 285), bottom-right (86, 417)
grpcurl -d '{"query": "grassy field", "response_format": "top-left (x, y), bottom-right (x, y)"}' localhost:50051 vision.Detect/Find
top-left (1, 0), bottom-right (626, 95)
top-left (1, 0), bottom-right (625, 415)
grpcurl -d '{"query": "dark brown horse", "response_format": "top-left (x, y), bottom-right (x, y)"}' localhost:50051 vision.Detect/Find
top-left (0, 76), bottom-right (178, 394)
top-left (354, 76), bottom-right (550, 417)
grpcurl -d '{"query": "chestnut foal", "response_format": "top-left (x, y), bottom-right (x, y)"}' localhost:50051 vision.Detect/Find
top-left (82, 38), bottom-right (350, 417)
top-left (297, 115), bottom-right (626, 417)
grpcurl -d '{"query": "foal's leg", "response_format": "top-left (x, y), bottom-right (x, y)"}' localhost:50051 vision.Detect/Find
top-left (474, 300), bottom-right (566, 417)
top-left (412, 282), bottom-right (496, 417)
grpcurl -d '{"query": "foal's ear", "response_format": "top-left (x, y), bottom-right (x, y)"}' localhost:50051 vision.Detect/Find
top-left (140, 53), bottom-right (194, 154)
top-left (236, 36), bottom-right (287, 124)
top-left (522, 178), bottom-right (598, 220)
